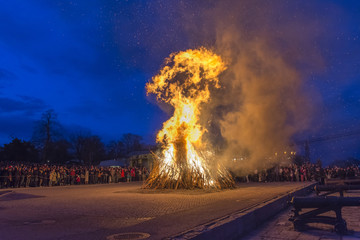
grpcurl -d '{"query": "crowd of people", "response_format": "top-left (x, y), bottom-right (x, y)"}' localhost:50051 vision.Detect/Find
top-left (239, 163), bottom-right (360, 183)
top-left (1, 161), bottom-right (359, 189)
top-left (0, 162), bottom-right (149, 189)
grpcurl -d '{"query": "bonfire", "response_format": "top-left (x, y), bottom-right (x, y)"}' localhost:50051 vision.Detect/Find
top-left (144, 47), bottom-right (235, 189)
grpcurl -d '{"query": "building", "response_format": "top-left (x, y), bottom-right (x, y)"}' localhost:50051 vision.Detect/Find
top-left (128, 150), bottom-right (154, 169)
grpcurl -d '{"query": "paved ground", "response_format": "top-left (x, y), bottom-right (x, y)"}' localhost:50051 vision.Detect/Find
top-left (0, 182), bottom-right (310, 240)
top-left (243, 191), bottom-right (360, 240)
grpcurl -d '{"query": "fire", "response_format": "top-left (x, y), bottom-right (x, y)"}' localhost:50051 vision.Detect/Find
top-left (144, 47), bottom-right (234, 189)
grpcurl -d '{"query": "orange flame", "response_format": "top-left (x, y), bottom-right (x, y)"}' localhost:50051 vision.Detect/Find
top-left (146, 47), bottom-right (227, 187)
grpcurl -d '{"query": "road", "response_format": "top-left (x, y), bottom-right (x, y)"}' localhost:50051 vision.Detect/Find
top-left (0, 182), bottom-right (311, 240)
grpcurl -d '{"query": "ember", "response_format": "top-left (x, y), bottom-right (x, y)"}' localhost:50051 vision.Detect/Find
top-left (144, 47), bottom-right (235, 189)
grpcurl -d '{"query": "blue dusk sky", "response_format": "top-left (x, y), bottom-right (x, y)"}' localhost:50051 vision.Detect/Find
top-left (0, 0), bottom-right (359, 163)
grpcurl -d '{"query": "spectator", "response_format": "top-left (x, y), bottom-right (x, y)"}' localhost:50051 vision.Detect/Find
top-left (0, 162), bottom-right (149, 189)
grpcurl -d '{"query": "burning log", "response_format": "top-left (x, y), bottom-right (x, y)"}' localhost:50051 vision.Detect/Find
top-left (143, 47), bottom-right (234, 189)
top-left (143, 154), bottom-right (235, 189)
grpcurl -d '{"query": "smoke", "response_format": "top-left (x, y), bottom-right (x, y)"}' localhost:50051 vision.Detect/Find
top-left (179, 0), bottom-right (327, 173)
top-left (213, 38), bottom-right (312, 173)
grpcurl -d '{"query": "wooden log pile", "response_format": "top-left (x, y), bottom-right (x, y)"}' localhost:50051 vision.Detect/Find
top-left (142, 154), bottom-right (235, 190)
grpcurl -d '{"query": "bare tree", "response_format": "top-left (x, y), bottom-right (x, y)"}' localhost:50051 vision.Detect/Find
top-left (32, 109), bottom-right (62, 163)
top-left (70, 132), bottom-right (105, 165)
top-left (107, 140), bottom-right (125, 159)
top-left (70, 130), bottom-right (91, 164)
top-left (121, 133), bottom-right (143, 156)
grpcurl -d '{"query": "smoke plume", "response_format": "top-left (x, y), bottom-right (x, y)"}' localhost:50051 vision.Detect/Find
top-left (181, 1), bottom-right (325, 173)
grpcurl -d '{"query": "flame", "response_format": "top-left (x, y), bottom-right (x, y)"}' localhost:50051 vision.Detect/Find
top-left (146, 47), bottom-right (228, 188)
